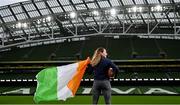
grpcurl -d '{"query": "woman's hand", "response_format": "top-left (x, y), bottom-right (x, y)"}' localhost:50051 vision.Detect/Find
top-left (108, 68), bottom-right (114, 78)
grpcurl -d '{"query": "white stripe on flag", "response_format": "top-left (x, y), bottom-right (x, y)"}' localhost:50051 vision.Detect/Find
top-left (57, 63), bottom-right (78, 100)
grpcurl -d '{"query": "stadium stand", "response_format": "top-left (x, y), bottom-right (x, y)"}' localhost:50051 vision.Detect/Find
top-left (1, 36), bottom-right (180, 61)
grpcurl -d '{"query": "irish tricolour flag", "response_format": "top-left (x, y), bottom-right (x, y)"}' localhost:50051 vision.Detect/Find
top-left (34, 58), bottom-right (90, 103)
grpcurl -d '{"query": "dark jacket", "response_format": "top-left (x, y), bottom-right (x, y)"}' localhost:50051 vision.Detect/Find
top-left (87, 57), bottom-right (119, 80)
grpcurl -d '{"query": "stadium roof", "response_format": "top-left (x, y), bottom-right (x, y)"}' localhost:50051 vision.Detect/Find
top-left (0, 0), bottom-right (180, 49)
top-left (0, 0), bottom-right (29, 6)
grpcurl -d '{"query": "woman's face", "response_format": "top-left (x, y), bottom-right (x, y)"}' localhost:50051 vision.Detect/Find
top-left (101, 49), bottom-right (108, 58)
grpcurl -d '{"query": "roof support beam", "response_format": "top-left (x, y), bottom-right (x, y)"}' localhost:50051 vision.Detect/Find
top-left (32, 0), bottom-right (54, 39)
top-left (10, 5), bottom-right (27, 38)
top-left (149, 9), bottom-right (171, 34)
top-left (69, 0), bottom-right (89, 35)
top-left (41, 1), bottom-right (52, 35)
top-left (56, 0), bottom-right (76, 31)
top-left (44, 0), bottom-right (56, 39)
top-left (107, 0), bottom-right (123, 33)
top-left (0, 15), bottom-right (10, 46)
top-left (44, 1), bottom-right (66, 38)
top-left (8, 5), bottom-right (26, 41)
top-left (143, 0), bottom-right (158, 34)
top-left (172, 2), bottom-right (180, 35)
top-left (82, 0), bottom-right (99, 32)
top-left (55, 17), bottom-right (77, 36)
top-left (158, 0), bottom-right (173, 27)
top-left (132, 0), bottom-right (146, 24)
top-left (20, 2), bottom-right (40, 40)
top-left (124, 23), bottom-right (134, 33)
top-left (176, 28), bottom-right (180, 34)
top-left (1, 6), bottom-right (16, 42)
top-left (118, 0), bottom-right (134, 33)
top-left (94, 0), bottom-right (110, 33)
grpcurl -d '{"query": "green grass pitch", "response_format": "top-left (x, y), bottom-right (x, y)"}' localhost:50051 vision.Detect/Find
top-left (0, 96), bottom-right (180, 104)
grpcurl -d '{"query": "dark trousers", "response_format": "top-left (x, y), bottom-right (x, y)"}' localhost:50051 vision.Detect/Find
top-left (92, 80), bottom-right (111, 105)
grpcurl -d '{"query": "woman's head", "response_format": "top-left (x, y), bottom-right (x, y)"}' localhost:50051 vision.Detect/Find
top-left (101, 48), bottom-right (107, 58)
top-left (90, 47), bottom-right (107, 67)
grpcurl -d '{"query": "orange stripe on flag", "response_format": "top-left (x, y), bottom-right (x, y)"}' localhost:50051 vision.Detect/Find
top-left (67, 58), bottom-right (90, 96)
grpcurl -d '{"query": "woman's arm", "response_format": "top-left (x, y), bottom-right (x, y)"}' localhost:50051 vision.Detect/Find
top-left (86, 64), bottom-right (93, 74)
top-left (108, 59), bottom-right (120, 78)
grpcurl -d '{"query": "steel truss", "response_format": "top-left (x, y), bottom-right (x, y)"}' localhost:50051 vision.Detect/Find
top-left (0, 0), bottom-right (180, 49)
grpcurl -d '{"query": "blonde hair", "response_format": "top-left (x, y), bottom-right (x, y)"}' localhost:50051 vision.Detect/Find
top-left (90, 47), bottom-right (105, 67)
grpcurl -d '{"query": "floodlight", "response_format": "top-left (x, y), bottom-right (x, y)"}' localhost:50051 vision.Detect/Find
top-left (46, 16), bottom-right (52, 21)
top-left (70, 12), bottom-right (76, 19)
top-left (17, 22), bottom-right (22, 28)
top-left (92, 10), bottom-right (99, 16)
top-left (132, 6), bottom-right (137, 12)
top-left (139, 7), bottom-right (142, 12)
top-left (156, 5), bottom-right (162, 11)
top-left (23, 23), bottom-right (28, 28)
top-left (110, 8), bottom-right (116, 16)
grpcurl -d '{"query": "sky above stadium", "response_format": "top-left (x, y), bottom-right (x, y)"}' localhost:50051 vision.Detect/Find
top-left (0, 0), bottom-right (28, 6)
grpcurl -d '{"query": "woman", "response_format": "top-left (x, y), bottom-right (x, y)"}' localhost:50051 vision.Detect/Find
top-left (87, 47), bottom-right (119, 105)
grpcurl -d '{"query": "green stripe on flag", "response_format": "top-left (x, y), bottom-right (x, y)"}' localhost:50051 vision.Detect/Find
top-left (34, 67), bottom-right (57, 103)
